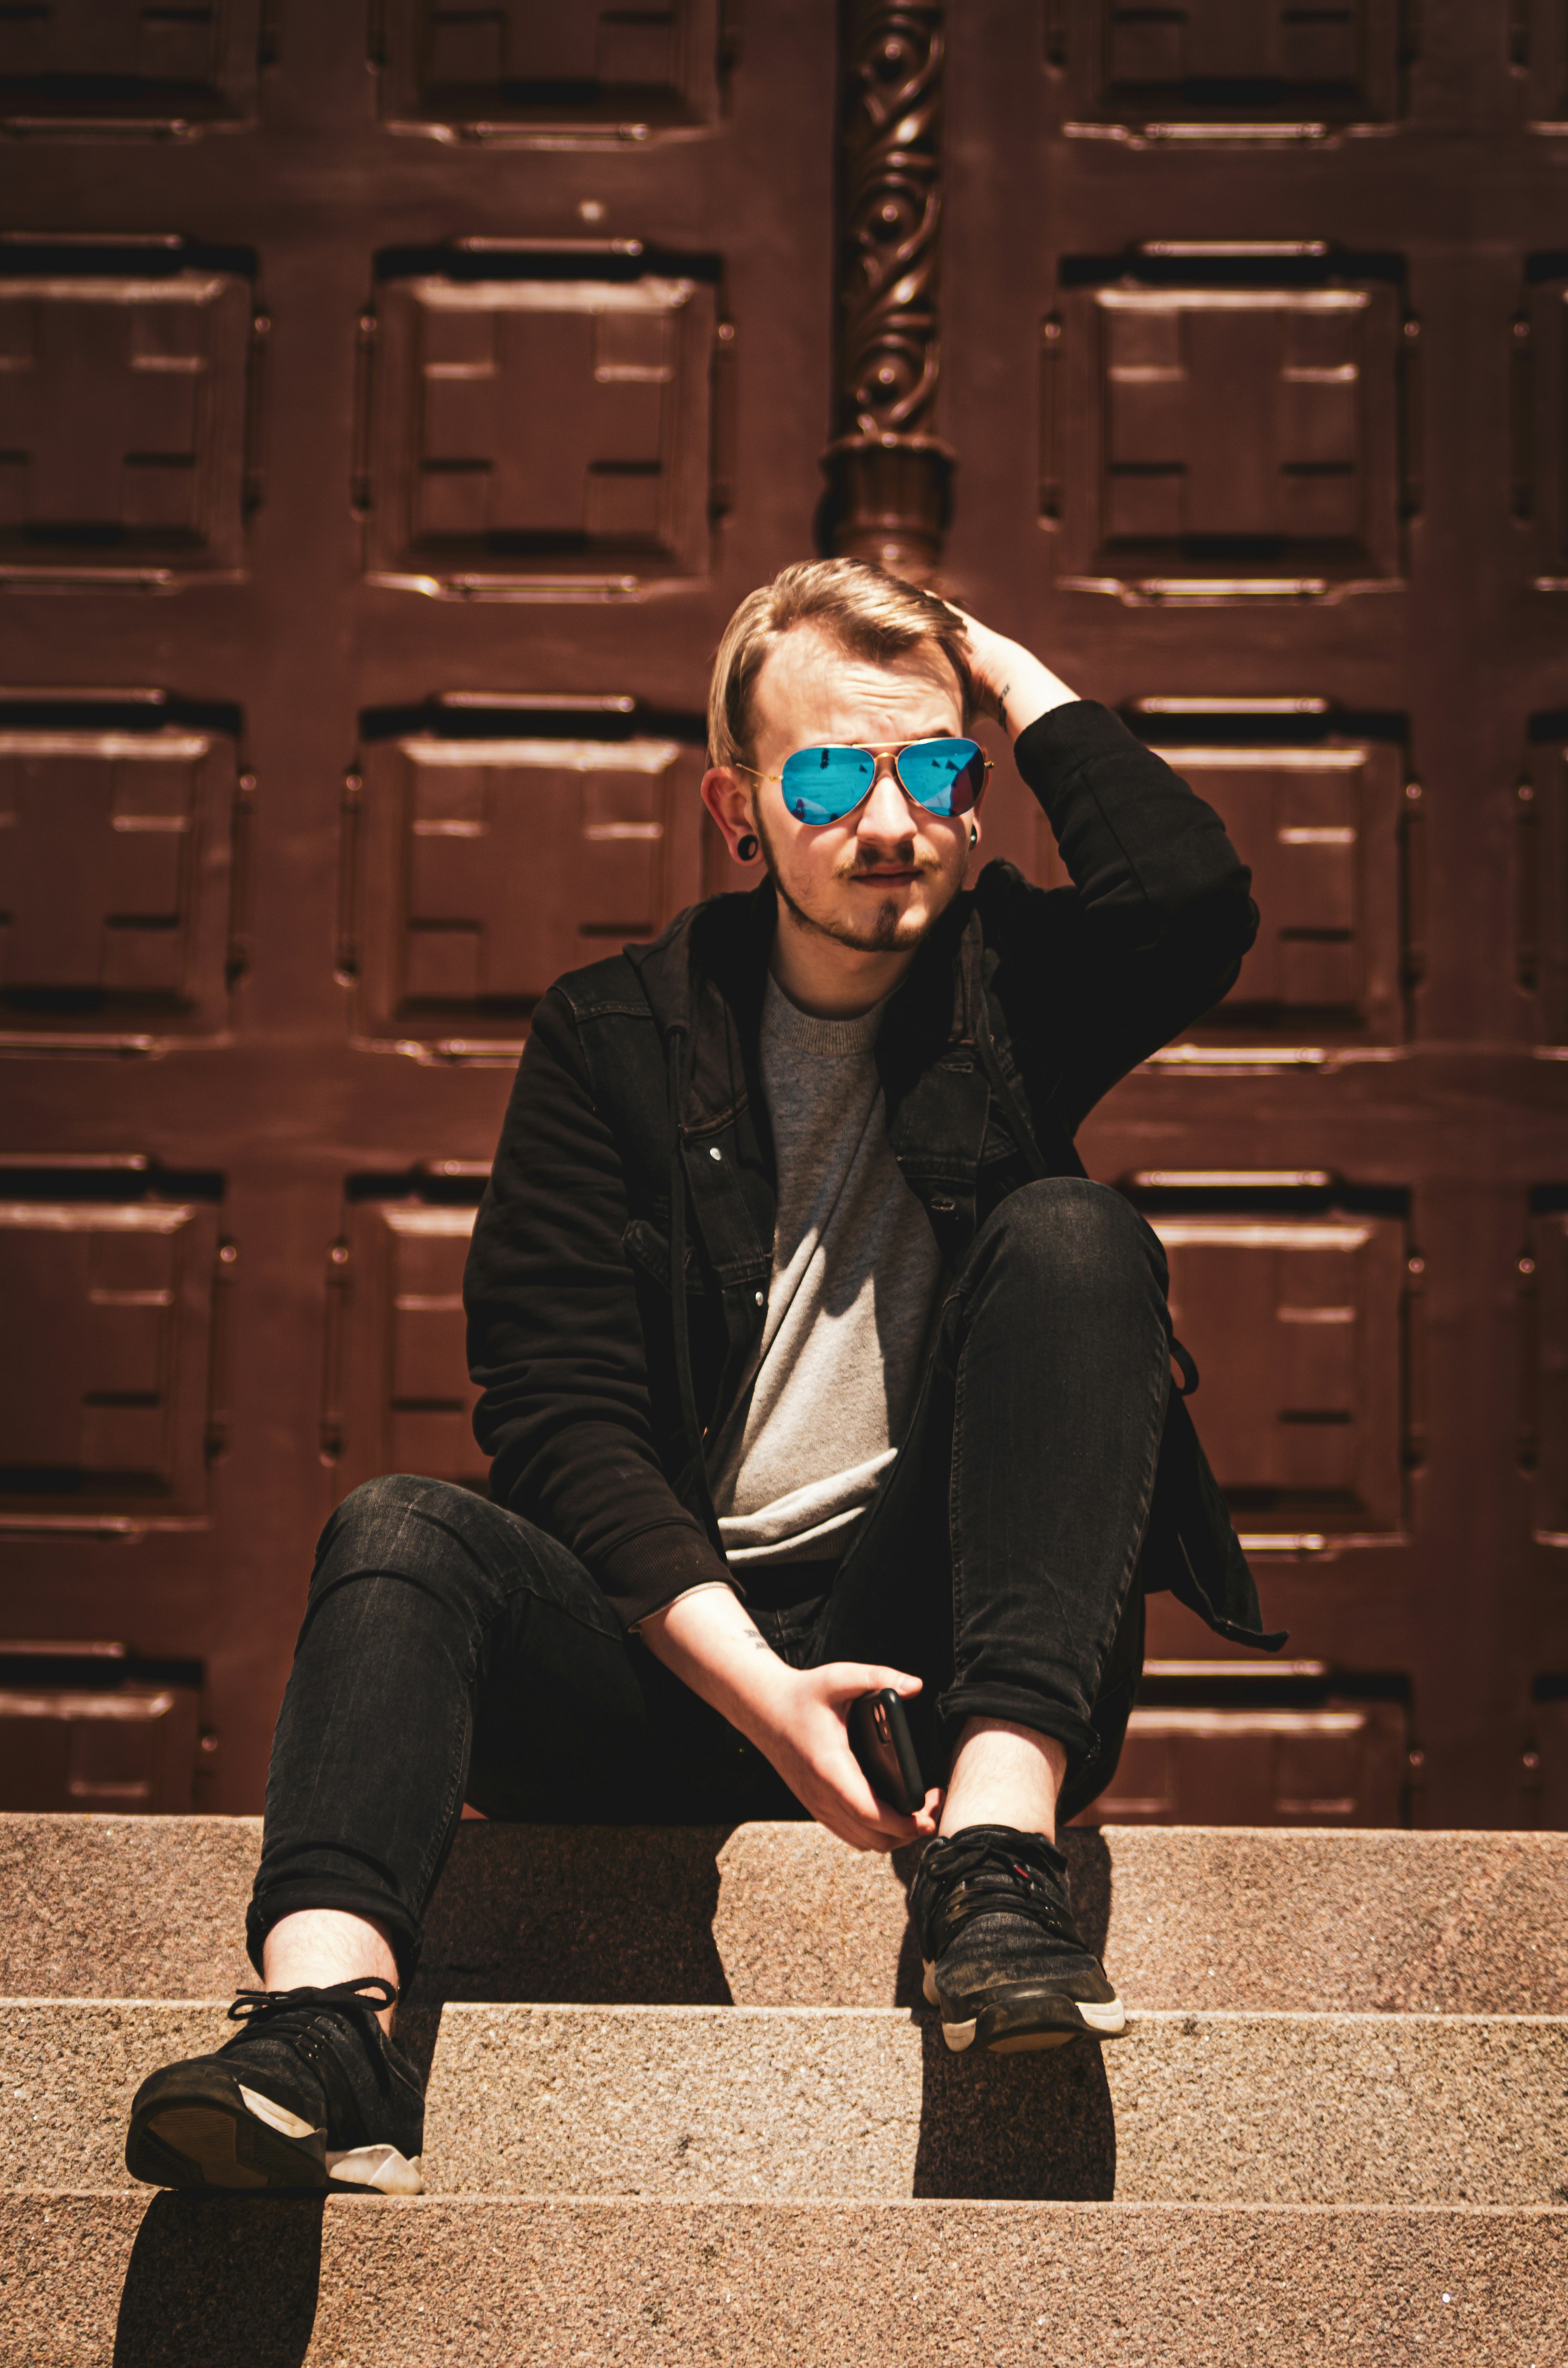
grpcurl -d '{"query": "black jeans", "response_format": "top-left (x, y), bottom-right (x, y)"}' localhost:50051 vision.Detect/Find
top-left (248, 1179), bottom-right (1172, 1982)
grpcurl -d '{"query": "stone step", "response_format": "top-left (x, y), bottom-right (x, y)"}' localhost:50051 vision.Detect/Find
top-left (9, 1998), bottom-right (1566, 2207)
top-left (3, 1814), bottom-right (1566, 2014)
top-left (7, 2191), bottom-right (1566, 2367)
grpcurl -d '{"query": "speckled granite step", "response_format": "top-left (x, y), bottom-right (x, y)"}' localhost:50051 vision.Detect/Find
top-left (8, 1998), bottom-right (1567, 2207)
top-left (7, 2191), bottom-right (1566, 2368)
top-left (3, 1816), bottom-right (1566, 2014)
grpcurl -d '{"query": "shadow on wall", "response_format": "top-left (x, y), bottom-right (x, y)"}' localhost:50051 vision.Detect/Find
top-left (114, 2195), bottom-right (324, 2368)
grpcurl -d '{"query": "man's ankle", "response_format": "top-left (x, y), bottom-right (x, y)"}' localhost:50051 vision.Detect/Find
top-left (939, 1716), bottom-right (1067, 1841)
top-left (260, 1909), bottom-right (401, 2032)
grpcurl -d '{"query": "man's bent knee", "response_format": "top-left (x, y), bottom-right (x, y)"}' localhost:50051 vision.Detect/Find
top-left (979, 1177), bottom-right (1165, 1292)
top-left (310, 1474), bottom-right (495, 1600)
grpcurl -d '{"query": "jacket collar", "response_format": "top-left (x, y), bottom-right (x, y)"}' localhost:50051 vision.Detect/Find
top-left (625, 876), bottom-right (986, 1133)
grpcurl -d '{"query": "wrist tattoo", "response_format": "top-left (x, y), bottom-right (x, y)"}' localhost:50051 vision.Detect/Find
top-left (997, 683), bottom-right (1011, 732)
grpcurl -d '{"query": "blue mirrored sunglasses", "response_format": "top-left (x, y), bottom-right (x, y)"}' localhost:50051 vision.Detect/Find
top-left (744, 738), bottom-right (991, 827)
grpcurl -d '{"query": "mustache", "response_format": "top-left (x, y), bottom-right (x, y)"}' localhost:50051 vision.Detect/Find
top-left (839, 844), bottom-right (941, 880)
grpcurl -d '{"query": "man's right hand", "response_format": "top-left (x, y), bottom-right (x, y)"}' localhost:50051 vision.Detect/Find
top-left (638, 1582), bottom-right (941, 1851)
top-left (739, 1659), bottom-right (941, 1852)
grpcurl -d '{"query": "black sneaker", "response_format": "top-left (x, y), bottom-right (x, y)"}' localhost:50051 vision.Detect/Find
top-left (911, 1825), bottom-right (1127, 2055)
top-left (125, 1977), bottom-right (425, 2195)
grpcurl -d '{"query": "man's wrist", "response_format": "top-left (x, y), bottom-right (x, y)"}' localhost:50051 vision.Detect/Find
top-left (991, 645), bottom-right (1077, 743)
top-left (715, 1648), bottom-right (799, 1746)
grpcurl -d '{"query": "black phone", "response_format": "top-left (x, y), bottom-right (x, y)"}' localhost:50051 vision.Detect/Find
top-left (848, 1688), bottom-right (925, 1817)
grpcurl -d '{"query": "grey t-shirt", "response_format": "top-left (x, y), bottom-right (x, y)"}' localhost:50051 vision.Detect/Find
top-left (710, 973), bottom-right (947, 1567)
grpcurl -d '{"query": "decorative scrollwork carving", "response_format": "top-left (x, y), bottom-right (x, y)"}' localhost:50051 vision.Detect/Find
top-left (821, 0), bottom-right (952, 583)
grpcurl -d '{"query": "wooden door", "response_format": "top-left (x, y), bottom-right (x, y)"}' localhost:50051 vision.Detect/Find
top-left (0, 0), bottom-right (823, 1809)
top-left (939, 0), bottom-right (1568, 1825)
top-left (0, 1), bottom-right (1564, 1831)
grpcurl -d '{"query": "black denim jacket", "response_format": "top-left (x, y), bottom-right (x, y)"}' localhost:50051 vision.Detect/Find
top-left (466, 700), bottom-right (1285, 1653)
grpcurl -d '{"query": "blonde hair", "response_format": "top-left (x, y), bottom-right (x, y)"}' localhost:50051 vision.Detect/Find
top-left (706, 558), bottom-right (975, 770)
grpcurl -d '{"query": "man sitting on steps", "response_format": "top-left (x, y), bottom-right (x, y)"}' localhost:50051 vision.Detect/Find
top-left (125, 559), bottom-right (1281, 2199)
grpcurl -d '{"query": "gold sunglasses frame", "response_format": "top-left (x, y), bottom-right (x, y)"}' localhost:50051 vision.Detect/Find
top-left (732, 738), bottom-right (993, 819)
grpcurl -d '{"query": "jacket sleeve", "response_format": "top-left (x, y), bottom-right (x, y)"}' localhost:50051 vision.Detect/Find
top-left (464, 987), bottom-right (733, 1630)
top-left (1006, 700), bottom-right (1260, 1131)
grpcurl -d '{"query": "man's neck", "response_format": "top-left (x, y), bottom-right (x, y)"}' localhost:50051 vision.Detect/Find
top-left (766, 901), bottom-right (918, 1019)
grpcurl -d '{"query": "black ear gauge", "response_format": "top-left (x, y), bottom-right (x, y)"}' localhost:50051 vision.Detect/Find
top-left (736, 832), bottom-right (760, 862)
top-left (969, 822), bottom-right (979, 846)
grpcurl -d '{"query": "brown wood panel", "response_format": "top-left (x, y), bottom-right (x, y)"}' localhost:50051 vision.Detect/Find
top-left (0, 2), bottom-right (265, 136)
top-left (1520, 726), bottom-right (1568, 1040)
top-left (0, 241), bottom-right (257, 589)
top-left (1042, 708), bottom-right (1410, 1041)
top-left (0, 1681), bottom-right (200, 1812)
top-left (1054, 0), bottom-right (1410, 139)
top-left (373, 0), bottom-right (729, 142)
top-left (1080, 1702), bottom-right (1409, 1825)
top-left (1521, 0), bottom-right (1568, 130)
top-left (348, 700), bottom-right (707, 1052)
top-left (362, 251), bottom-right (723, 594)
top-left (1050, 249), bottom-right (1409, 602)
top-left (0, 1166), bottom-right (224, 1530)
top-left (329, 1180), bottom-right (487, 1500)
top-left (0, 692), bottom-right (244, 1047)
top-left (1522, 260), bottom-right (1568, 591)
top-left (0, 0), bottom-right (1563, 1829)
top-left (1154, 1209), bottom-right (1407, 1545)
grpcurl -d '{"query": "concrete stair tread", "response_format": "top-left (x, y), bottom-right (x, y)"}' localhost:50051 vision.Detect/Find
top-left (11, 1997), bottom-right (1567, 2206)
top-left (4, 1815), bottom-right (1567, 2013)
top-left (7, 2192), bottom-right (1567, 2368)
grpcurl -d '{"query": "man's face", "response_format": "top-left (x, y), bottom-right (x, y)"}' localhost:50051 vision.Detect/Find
top-left (735, 623), bottom-right (978, 955)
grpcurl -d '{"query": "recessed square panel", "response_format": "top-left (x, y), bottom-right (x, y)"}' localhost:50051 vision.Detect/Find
top-left (375, 0), bottom-right (723, 141)
top-left (1521, 1), bottom-right (1568, 130)
top-left (1078, 1702), bottom-right (1407, 1824)
top-left (1049, 252), bottom-right (1408, 601)
top-left (363, 253), bottom-right (721, 594)
top-left (1041, 713), bottom-right (1409, 1039)
top-left (0, 695), bottom-right (243, 1044)
top-left (1523, 265), bottom-right (1568, 591)
top-left (0, 1684), bottom-right (199, 1812)
top-left (1520, 725), bottom-right (1568, 1040)
top-left (1151, 1210), bottom-right (1407, 1542)
top-left (330, 1185), bottom-right (489, 1497)
top-left (1531, 1205), bottom-right (1568, 1545)
top-left (1057, 0), bottom-right (1407, 140)
top-left (0, 0), bottom-right (262, 134)
top-left (349, 700), bottom-right (706, 1050)
top-left (0, 1171), bottom-right (222, 1527)
top-left (1529, 1693), bottom-right (1568, 1825)
top-left (0, 245), bottom-right (254, 586)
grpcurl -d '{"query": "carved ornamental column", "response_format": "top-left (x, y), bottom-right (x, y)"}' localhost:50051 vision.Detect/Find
top-left (821, 0), bottom-right (952, 585)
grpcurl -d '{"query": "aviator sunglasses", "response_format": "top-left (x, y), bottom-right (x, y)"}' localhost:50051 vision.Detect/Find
top-left (739, 738), bottom-right (992, 828)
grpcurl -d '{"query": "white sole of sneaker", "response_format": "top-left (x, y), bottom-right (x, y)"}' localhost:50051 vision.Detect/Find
top-left (924, 1961), bottom-right (1127, 2048)
top-left (1076, 1998), bottom-right (1127, 2035)
top-left (238, 2084), bottom-right (319, 2141)
top-left (326, 2144), bottom-right (425, 2196)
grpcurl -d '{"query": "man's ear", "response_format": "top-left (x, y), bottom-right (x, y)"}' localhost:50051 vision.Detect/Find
top-left (700, 765), bottom-right (763, 865)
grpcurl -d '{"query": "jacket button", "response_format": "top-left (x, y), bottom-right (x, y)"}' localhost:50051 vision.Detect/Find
top-left (709, 1146), bottom-right (723, 1161)
top-left (754, 1290), bottom-right (764, 1307)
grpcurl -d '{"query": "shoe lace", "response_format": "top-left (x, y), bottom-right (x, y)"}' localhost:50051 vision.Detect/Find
top-left (228, 1975), bottom-right (397, 2029)
top-left (225, 1976), bottom-right (399, 2098)
top-left (919, 1830), bottom-right (1078, 1952)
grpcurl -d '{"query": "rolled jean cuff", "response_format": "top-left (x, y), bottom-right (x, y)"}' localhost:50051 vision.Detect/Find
top-left (936, 1682), bottom-right (1097, 1773)
top-left (245, 1875), bottom-right (424, 1990)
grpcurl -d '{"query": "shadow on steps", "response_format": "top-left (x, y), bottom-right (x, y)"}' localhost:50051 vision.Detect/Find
top-left (893, 1825), bottom-right (1117, 2199)
top-left (113, 2195), bottom-right (324, 2368)
top-left (911, 2022), bottom-right (1117, 2199)
top-left (408, 1822), bottom-right (736, 2007)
